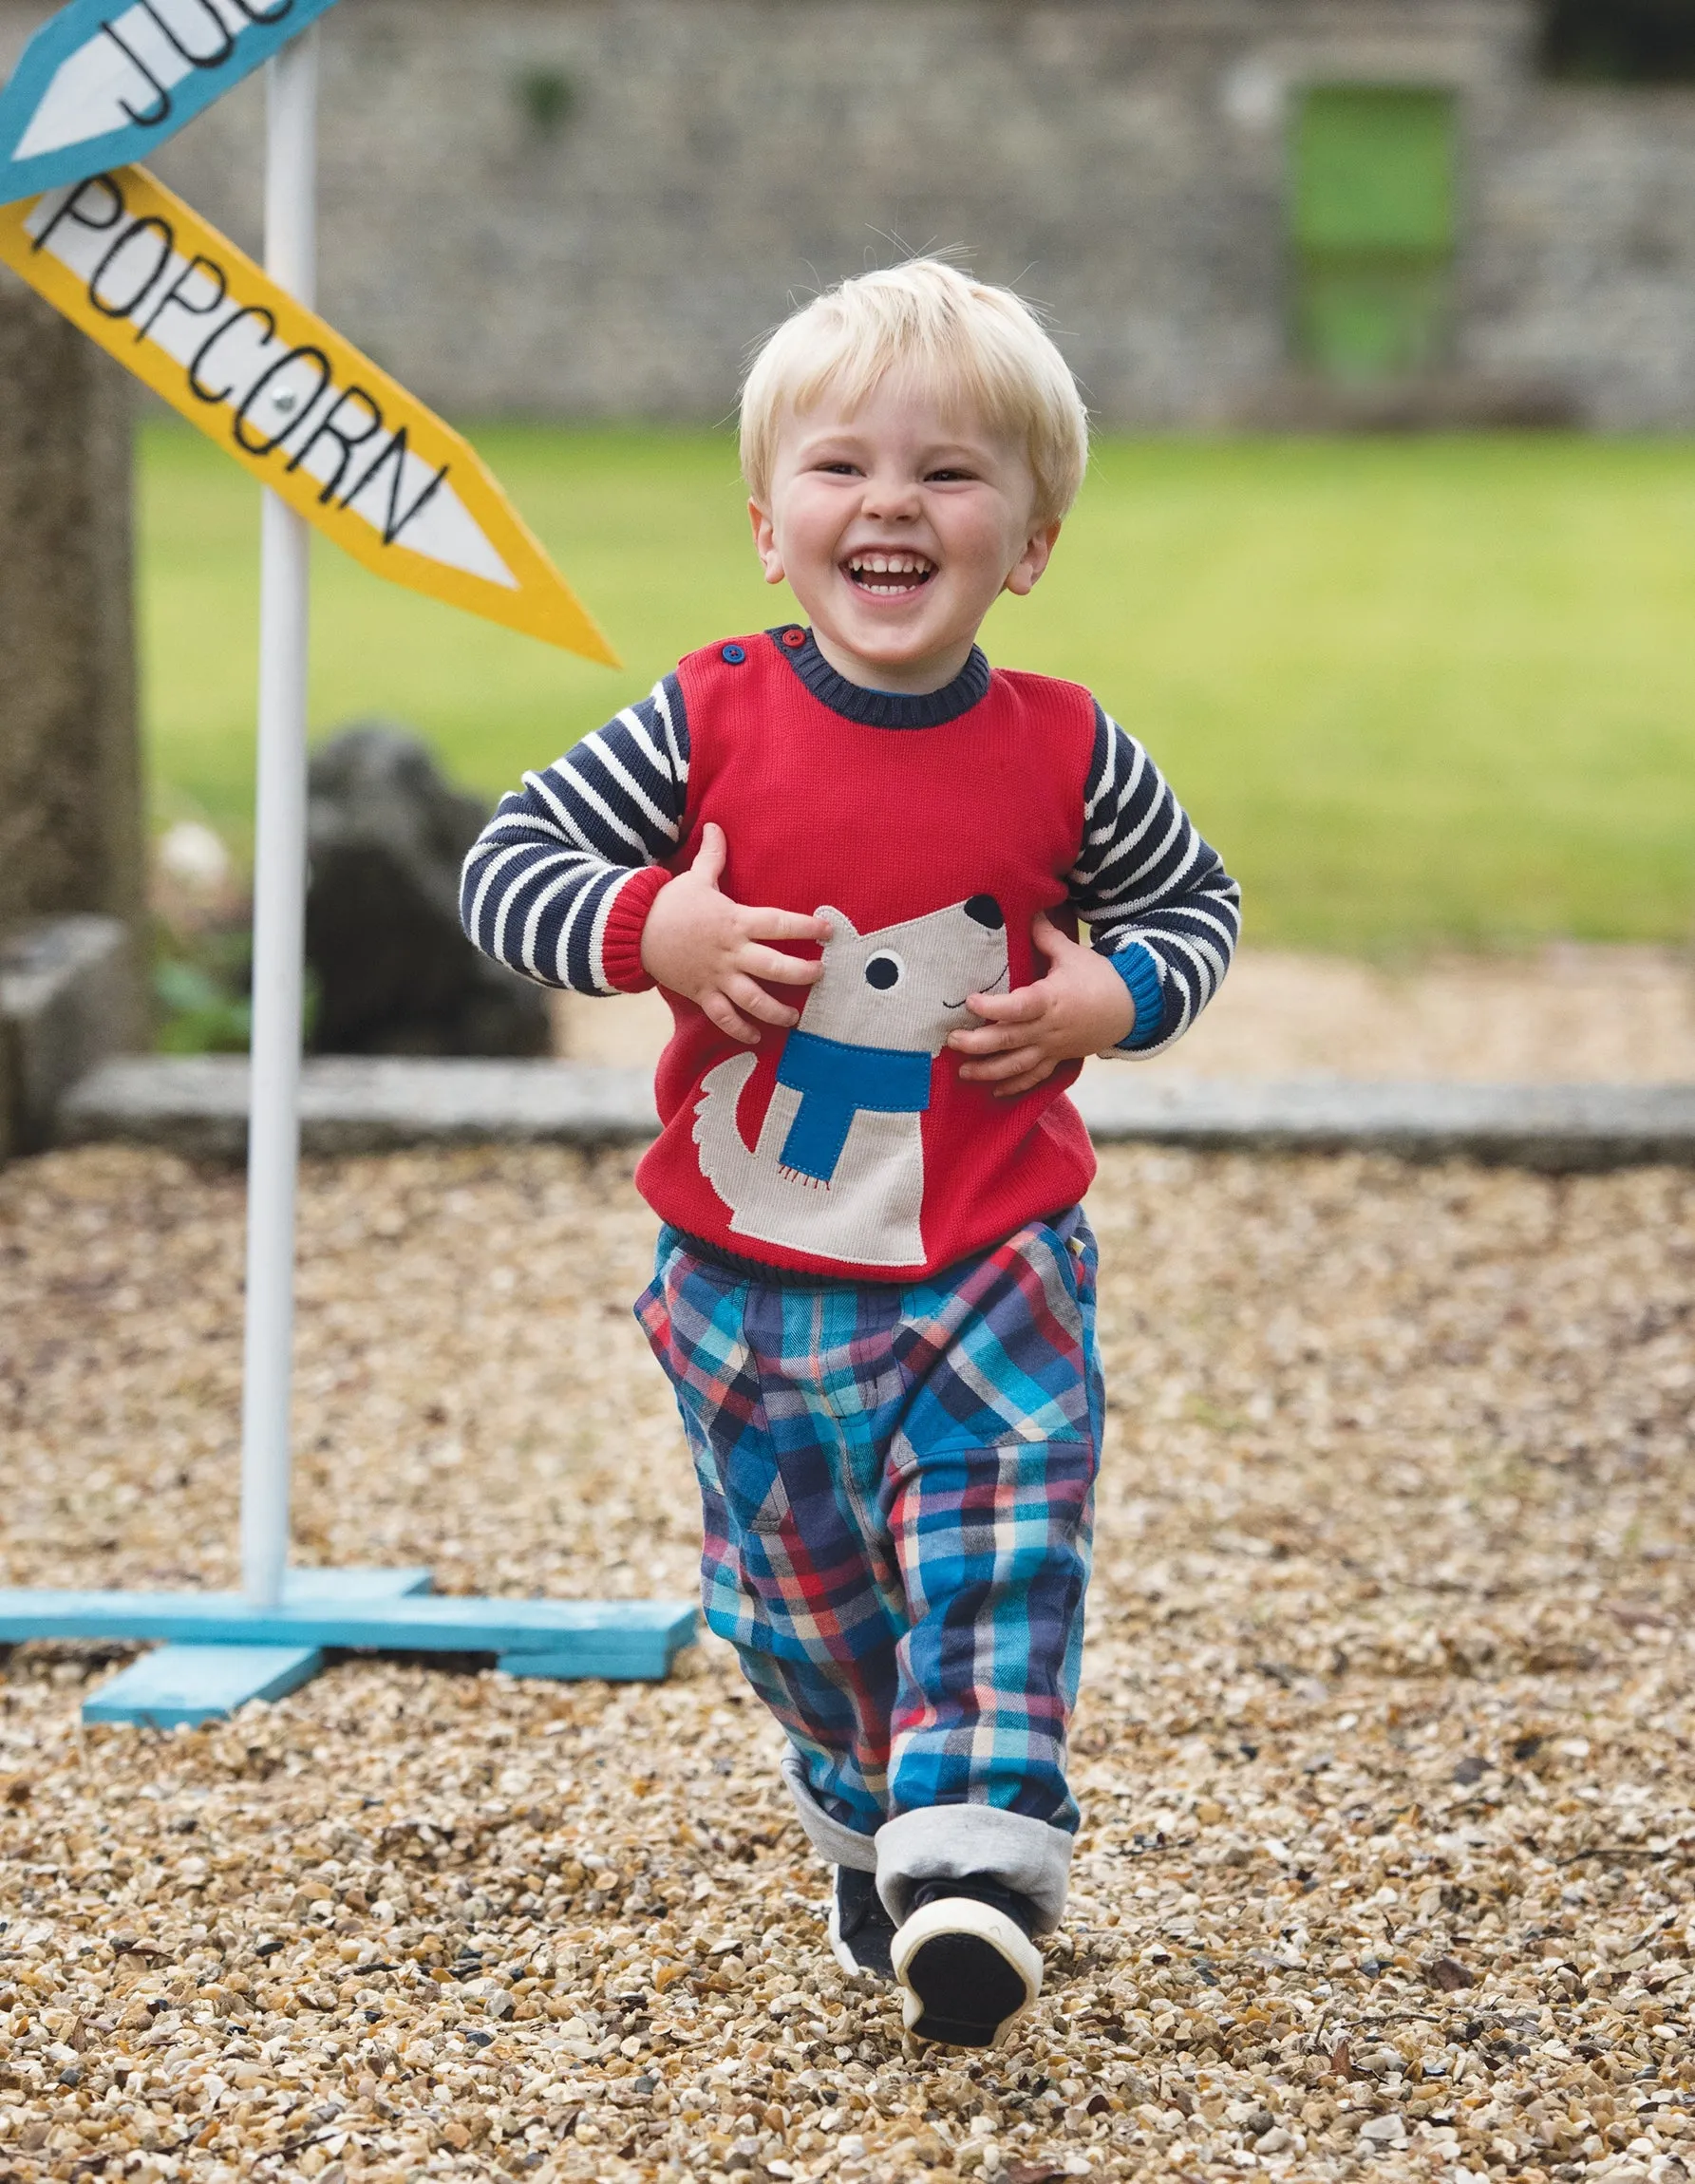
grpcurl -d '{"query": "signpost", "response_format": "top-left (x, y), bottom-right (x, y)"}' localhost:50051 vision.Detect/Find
top-left (0, 165), bottom-right (616, 656)
top-left (0, 0), bottom-right (347, 203)
top-left (0, 8), bottom-right (692, 1722)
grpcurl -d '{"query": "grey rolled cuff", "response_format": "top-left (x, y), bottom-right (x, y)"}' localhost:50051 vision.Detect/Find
top-left (781, 1749), bottom-right (1073, 1933)
top-left (876, 1805), bottom-right (1073, 1934)
top-left (781, 1748), bottom-right (876, 1872)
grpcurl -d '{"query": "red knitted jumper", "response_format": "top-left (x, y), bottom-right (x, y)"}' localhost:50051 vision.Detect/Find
top-left (615, 630), bottom-right (1101, 1279)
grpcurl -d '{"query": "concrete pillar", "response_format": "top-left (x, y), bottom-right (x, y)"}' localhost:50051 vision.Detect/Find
top-left (0, 273), bottom-right (147, 1153)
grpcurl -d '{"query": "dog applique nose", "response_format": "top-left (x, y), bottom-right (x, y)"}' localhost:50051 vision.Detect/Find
top-left (963, 894), bottom-right (1005, 931)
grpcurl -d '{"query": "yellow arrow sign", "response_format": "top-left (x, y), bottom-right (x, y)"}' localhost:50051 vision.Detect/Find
top-left (0, 166), bottom-right (618, 665)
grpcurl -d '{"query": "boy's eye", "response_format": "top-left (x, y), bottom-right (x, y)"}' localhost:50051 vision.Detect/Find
top-left (926, 468), bottom-right (975, 482)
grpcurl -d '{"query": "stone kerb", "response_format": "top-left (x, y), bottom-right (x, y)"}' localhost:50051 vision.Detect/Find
top-left (54, 1054), bottom-right (1695, 1171)
top-left (1, 916), bottom-right (133, 1156)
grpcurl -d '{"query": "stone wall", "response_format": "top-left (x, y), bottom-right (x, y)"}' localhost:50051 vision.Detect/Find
top-left (2, 0), bottom-right (1694, 425)
top-left (1469, 89), bottom-right (1695, 427)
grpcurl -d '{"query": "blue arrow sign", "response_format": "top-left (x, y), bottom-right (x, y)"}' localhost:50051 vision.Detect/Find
top-left (0, 0), bottom-right (344, 204)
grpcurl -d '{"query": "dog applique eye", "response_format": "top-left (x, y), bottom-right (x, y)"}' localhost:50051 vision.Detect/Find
top-left (863, 952), bottom-right (905, 991)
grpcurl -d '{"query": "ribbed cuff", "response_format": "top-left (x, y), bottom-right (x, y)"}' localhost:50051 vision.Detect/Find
top-left (598, 866), bottom-right (672, 993)
top-left (1109, 941), bottom-right (1165, 1049)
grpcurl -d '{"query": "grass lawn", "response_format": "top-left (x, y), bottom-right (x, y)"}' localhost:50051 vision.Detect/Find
top-left (139, 424), bottom-right (1695, 952)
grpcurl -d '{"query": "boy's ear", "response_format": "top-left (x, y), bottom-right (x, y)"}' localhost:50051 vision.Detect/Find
top-left (749, 499), bottom-right (785, 587)
top-left (1003, 518), bottom-right (1063, 599)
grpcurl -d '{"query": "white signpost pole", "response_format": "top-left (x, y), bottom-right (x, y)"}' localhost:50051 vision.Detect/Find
top-left (239, 27), bottom-right (319, 1612)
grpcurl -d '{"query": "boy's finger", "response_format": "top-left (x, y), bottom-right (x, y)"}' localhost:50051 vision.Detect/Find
top-left (725, 974), bottom-right (801, 1029)
top-left (948, 1014), bottom-right (1040, 1053)
top-left (701, 989), bottom-right (762, 1044)
top-left (1029, 913), bottom-right (1076, 962)
top-left (993, 1060), bottom-right (1059, 1098)
top-left (690, 821), bottom-right (728, 890)
top-left (957, 1044), bottom-right (1046, 1082)
top-left (962, 985), bottom-right (1045, 1024)
top-left (738, 945), bottom-right (825, 986)
top-left (744, 906), bottom-right (833, 944)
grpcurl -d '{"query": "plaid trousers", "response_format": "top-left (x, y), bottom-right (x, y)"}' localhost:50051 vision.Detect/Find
top-left (636, 1208), bottom-right (1103, 1841)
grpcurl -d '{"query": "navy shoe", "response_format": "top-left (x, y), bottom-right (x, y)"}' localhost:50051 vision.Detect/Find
top-left (828, 1866), bottom-right (896, 1981)
top-left (891, 1876), bottom-right (1043, 2047)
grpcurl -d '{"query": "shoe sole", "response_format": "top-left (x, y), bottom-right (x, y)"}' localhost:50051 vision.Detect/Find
top-left (890, 1898), bottom-right (1043, 2047)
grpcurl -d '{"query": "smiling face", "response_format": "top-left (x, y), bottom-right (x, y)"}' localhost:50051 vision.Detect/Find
top-left (748, 372), bottom-right (1062, 694)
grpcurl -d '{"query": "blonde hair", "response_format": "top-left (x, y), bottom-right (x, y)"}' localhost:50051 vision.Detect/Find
top-left (740, 258), bottom-right (1089, 528)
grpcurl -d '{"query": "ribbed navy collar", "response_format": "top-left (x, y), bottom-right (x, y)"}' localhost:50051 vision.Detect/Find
top-left (769, 625), bottom-right (991, 729)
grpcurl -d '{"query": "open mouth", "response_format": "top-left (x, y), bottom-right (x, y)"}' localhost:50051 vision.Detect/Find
top-left (844, 552), bottom-right (936, 596)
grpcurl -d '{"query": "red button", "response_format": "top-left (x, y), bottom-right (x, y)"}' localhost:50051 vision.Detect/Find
top-left (782, 627), bottom-right (806, 649)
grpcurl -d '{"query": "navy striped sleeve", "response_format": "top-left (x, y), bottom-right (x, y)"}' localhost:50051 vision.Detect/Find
top-left (459, 674), bottom-right (689, 995)
top-left (1068, 704), bottom-right (1242, 1057)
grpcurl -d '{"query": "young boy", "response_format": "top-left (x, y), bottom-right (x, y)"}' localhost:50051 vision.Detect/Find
top-left (461, 260), bottom-right (1239, 2049)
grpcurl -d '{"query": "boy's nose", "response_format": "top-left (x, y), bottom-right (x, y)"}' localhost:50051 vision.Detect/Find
top-left (861, 473), bottom-right (922, 518)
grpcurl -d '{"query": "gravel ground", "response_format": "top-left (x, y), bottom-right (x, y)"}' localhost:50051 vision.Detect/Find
top-left (1, 1141), bottom-right (1692, 2184)
top-left (553, 946), bottom-right (1695, 1083)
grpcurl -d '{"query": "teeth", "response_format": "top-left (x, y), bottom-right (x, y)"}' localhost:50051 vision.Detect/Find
top-left (848, 554), bottom-right (932, 580)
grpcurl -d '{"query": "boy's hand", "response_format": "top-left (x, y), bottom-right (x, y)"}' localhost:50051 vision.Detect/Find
top-left (640, 822), bottom-right (829, 1044)
top-left (948, 913), bottom-right (1138, 1098)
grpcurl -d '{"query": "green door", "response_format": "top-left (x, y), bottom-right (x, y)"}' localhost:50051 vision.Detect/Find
top-left (1290, 85), bottom-right (1459, 380)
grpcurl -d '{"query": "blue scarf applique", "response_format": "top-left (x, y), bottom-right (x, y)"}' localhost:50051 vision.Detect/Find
top-left (773, 1028), bottom-right (932, 1184)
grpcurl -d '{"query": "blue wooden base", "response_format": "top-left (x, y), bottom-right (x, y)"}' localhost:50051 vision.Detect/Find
top-left (78, 1568), bottom-right (435, 1726)
top-left (0, 1585), bottom-right (698, 1657)
top-left (84, 1643), bottom-right (326, 1726)
top-left (0, 1568), bottom-right (698, 1725)
top-left (499, 1637), bottom-right (689, 1683)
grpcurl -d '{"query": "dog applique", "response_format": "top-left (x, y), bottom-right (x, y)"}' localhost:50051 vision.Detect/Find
top-left (692, 894), bottom-right (1010, 1266)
